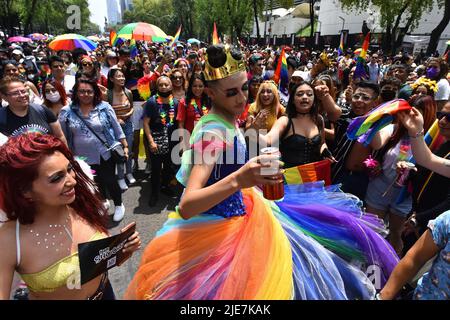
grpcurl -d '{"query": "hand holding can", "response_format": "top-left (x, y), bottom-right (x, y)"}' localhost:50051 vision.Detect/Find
top-left (260, 147), bottom-right (284, 201)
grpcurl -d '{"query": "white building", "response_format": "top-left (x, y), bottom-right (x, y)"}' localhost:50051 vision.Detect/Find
top-left (251, 0), bottom-right (450, 54)
top-left (106, 0), bottom-right (122, 25)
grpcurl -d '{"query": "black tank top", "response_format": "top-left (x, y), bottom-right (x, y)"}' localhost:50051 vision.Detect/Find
top-left (280, 117), bottom-right (323, 168)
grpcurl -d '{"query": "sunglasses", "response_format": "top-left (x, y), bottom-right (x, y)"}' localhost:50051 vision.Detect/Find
top-left (82, 62), bottom-right (93, 67)
top-left (437, 112), bottom-right (450, 121)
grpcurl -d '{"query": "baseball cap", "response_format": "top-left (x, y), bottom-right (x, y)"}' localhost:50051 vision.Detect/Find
top-left (291, 70), bottom-right (304, 79)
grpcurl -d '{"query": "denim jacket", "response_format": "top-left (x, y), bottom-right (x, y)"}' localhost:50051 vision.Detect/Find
top-left (59, 101), bottom-right (125, 165)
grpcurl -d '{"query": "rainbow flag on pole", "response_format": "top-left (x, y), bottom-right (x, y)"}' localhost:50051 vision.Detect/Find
top-left (212, 22), bottom-right (220, 45)
top-left (169, 25), bottom-right (182, 47)
top-left (353, 32), bottom-right (370, 80)
top-left (273, 48), bottom-right (289, 96)
top-left (395, 119), bottom-right (444, 204)
top-left (110, 30), bottom-right (117, 47)
top-left (338, 32), bottom-right (344, 56)
top-left (130, 39), bottom-right (138, 59)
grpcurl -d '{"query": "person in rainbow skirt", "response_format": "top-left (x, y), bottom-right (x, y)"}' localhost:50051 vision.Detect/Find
top-left (125, 45), bottom-right (399, 300)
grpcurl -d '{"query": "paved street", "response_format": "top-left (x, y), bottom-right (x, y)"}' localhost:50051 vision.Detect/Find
top-left (106, 161), bottom-right (183, 299)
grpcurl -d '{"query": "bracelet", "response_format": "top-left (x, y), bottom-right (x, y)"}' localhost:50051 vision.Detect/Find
top-left (376, 293), bottom-right (383, 300)
top-left (409, 129), bottom-right (424, 139)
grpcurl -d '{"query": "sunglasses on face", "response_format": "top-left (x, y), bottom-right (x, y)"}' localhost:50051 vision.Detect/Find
top-left (437, 112), bottom-right (450, 121)
top-left (82, 62), bottom-right (93, 67)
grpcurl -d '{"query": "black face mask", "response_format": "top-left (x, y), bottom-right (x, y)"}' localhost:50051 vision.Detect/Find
top-left (158, 90), bottom-right (172, 98)
top-left (380, 90), bottom-right (397, 101)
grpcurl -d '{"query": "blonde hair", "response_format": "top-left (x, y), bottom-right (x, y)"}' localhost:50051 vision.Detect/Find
top-left (253, 81), bottom-right (281, 116)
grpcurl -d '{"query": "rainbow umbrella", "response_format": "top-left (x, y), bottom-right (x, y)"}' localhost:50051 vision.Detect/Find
top-left (117, 22), bottom-right (167, 42)
top-left (87, 35), bottom-right (100, 42)
top-left (49, 34), bottom-right (97, 51)
top-left (27, 33), bottom-right (47, 41)
top-left (7, 36), bottom-right (32, 43)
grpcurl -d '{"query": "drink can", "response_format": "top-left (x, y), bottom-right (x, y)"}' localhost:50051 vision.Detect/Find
top-left (395, 162), bottom-right (415, 187)
top-left (260, 147), bottom-right (284, 201)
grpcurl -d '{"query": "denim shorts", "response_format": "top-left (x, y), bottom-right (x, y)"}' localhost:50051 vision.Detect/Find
top-left (365, 175), bottom-right (412, 217)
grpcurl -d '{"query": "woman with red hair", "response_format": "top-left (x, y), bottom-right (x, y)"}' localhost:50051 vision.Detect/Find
top-left (0, 133), bottom-right (141, 300)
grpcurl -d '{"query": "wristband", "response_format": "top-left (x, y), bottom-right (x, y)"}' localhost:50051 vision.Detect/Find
top-left (376, 293), bottom-right (383, 300)
top-left (409, 129), bottom-right (424, 139)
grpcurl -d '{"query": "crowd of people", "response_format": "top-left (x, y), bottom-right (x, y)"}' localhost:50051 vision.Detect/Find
top-left (0, 32), bottom-right (449, 300)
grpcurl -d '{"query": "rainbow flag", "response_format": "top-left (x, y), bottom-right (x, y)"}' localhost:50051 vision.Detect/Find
top-left (110, 30), bottom-right (117, 47)
top-left (273, 48), bottom-right (289, 96)
top-left (338, 32), bottom-right (344, 56)
top-left (353, 32), bottom-right (370, 80)
top-left (396, 120), bottom-right (443, 204)
top-left (130, 39), bottom-right (138, 59)
top-left (169, 25), bottom-right (182, 47)
top-left (283, 160), bottom-right (332, 186)
top-left (212, 22), bottom-right (219, 45)
top-left (347, 99), bottom-right (412, 147)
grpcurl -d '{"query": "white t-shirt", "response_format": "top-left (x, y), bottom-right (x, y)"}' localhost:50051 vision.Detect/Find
top-left (435, 78), bottom-right (450, 101)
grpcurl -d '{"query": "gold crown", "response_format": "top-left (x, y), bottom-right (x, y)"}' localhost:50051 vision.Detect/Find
top-left (203, 45), bottom-right (246, 81)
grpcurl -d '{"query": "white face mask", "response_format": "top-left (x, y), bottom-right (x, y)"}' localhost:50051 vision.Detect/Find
top-left (46, 92), bottom-right (61, 103)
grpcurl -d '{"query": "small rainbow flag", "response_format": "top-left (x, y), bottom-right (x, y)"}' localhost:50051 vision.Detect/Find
top-left (273, 48), bottom-right (289, 96)
top-left (212, 22), bottom-right (220, 45)
top-left (347, 99), bottom-right (412, 146)
top-left (130, 39), bottom-right (138, 59)
top-left (169, 25), bottom-right (182, 47)
top-left (396, 120), bottom-right (443, 204)
top-left (338, 32), bottom-right (344, 56)
top-left (110, 30), bottom-right (117, 47)
top-left (353, 32), bottom-right (370, 80)
top-left (283, 160), bottom-right (332, 186)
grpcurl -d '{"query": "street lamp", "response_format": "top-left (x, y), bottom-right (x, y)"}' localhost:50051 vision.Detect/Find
top-left (338, 16), bottom-right (345, 31)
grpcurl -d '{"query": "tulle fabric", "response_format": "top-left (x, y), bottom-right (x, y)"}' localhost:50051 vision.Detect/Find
top-left (125, 183), bottom-right (398, 300)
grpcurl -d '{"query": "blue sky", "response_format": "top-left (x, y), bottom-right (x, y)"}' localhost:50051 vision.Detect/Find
top-left (88, 0), bottom-right (107, 32)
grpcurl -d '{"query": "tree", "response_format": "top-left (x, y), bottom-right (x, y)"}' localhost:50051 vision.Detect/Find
top-left (340, 0), bottom-right (434, 54)
top-left (426, 0), bottom-right (449, 55)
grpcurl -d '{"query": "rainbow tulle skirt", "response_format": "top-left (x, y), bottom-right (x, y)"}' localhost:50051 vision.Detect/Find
top-left (125, 182), bottom-right (399, 300)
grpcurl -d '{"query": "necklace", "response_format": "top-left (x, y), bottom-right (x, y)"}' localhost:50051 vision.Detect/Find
top-left (156, 94), bottom-right (175, 128)
top-left (191, 98), bottom-right (208, 121)
top-left (29, 214), bottom-right (73, 253)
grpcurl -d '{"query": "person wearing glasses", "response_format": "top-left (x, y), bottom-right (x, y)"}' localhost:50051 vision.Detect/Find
top-left (331, 81), bottom-right (380, 201)
top-left (169, 68), bottom-right (186, 101)
top-left (0, 76), bottom-right (67, 146)
top-left (59, 79), bottom-right (128, 222)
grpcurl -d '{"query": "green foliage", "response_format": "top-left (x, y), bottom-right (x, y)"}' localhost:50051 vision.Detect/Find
top-left (0, 0), bottom-right (97, 35)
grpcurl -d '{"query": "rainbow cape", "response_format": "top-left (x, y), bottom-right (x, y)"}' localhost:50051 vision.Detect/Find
top-left (353, 33), bottom-right (370, 80)
top-left (273, 48), bottom-right (289, 96)
top-left (347, 99), bottom-right (412, 146)
top-left (212, 22), bottom-right (219, 45)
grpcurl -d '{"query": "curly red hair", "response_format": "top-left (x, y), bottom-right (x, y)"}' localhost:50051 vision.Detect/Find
top-left (0, 133), bottom-right (108, 232)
